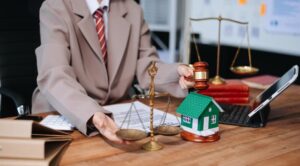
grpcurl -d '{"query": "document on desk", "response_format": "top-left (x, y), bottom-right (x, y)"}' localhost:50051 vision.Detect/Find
top-left (103, 101), bottom-right (180, 132)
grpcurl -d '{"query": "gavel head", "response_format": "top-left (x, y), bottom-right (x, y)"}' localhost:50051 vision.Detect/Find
top-left (193, 61), bottom-right (209, 90)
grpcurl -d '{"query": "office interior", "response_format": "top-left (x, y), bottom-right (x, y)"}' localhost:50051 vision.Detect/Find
top-left (146, 0), bottom-right (300, 85)
top-left (0, 0), bottom-right (299, 114)
top-left (0, 1), bottom-right (300, 165)
top-left (0, 0), bottom-right (300, 116)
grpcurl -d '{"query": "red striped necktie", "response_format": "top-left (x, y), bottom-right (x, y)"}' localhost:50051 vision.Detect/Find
top-left (94, 9), bottom-right (107, 63)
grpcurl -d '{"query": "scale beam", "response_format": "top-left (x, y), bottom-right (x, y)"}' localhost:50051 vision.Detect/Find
top-left (190, 16), bottom-right (258, 82)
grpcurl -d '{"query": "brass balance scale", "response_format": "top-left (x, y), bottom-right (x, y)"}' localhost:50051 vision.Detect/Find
top-left (116, 61), bottom-right (181, 151)
top-left (190, 16), bottom-right (259, 85)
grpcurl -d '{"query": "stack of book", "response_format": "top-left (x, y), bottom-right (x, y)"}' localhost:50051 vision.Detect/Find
top-left (198, 79), bottom-right (250, 104)
top-left (0, 119), bottom-right (72, 166)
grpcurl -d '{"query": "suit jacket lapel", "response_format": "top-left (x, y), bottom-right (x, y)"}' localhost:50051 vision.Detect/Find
top-left (71, 0), bottom-right (105, 64)
top-left (107, 1), bottom-right (131, 85)
top-left (70, 0), bottom-right (130, 87)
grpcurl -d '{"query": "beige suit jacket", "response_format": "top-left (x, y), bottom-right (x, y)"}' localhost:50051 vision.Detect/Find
top-left (32, 0), bottom-right (187, 135)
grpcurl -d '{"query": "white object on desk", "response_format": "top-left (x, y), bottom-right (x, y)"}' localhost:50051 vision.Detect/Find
top-left (40, 115), bottom-right (75, 131)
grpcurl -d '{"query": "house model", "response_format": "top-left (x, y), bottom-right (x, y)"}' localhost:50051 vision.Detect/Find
top-left (176, 92), bottom-right (223, 142)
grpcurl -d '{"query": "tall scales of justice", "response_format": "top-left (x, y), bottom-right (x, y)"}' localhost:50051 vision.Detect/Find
top-left (116, 61), bottom-right (181, 151)
top-left (189, 16), bottom-right (259, 85)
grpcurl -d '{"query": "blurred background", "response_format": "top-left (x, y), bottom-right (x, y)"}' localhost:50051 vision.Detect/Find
top-left (138, 0), bottom-right (300, 84)
top-left (0, 0), bottom-right (299, 116)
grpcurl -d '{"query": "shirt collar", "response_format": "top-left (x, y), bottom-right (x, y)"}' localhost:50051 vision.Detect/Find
top-left (86, 0), bottom-right (110, 15)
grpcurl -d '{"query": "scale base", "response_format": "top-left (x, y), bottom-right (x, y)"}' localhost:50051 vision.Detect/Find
top-left (180, 131), bottom-right (220, 143)
top-left (142, 140), bottom-right (163, 151)
top-left (210, 75), bottom-right (226, 85)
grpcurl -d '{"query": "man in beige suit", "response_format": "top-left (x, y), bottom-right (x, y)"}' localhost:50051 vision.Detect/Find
top-left (32, 0), bottom-right (194, 143)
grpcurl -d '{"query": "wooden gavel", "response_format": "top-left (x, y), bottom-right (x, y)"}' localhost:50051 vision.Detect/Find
top-left (185, 61), bottom-right (209, 90)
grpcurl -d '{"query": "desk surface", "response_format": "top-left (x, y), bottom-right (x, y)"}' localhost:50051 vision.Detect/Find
top-left (60, 85), bottom-right (300, 166)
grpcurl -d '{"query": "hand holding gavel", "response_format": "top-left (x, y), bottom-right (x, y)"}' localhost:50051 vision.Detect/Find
top-left (178, 62), bottom-right (209, 90)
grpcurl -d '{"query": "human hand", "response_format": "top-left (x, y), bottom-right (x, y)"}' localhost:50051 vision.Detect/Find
top-left (177, 64), bottom-right (195, 89)
top-left (92, 112), bottom-right (127, 144)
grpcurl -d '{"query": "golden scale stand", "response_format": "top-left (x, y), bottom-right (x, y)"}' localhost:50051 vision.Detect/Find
top-left (190, 16), bottom-right (259, 85)
top-left (116, 61), bottom-right (181, 151)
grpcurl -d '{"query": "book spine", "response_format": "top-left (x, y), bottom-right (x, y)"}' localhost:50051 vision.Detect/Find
top-left (200, 91), bottom-right (249, 97)
top-left (0, 158), bottom-right (49, 166)
top-left (0, 138), bottom-right (45, 159)
top-left (212, 97), bottom-right (249, 104)
top-left (203, 85), bottom-right (249, 92)
top-left (0, 120), bottom-right (33, 138)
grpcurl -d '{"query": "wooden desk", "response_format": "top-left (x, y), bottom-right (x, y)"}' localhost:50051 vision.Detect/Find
top-left (60, 85), bottom-right (300, 166)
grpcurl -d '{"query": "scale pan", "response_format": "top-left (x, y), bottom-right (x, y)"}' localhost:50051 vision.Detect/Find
top-left (156, 126), bottom-right (181, 136)
top-left (116, 129), bottom-right (147, 141)
top-left (230, 66), bottom-right (259, 75)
